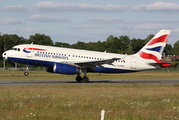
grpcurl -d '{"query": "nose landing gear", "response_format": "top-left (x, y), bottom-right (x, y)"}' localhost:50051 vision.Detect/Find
top-left (24, 65), bottom-right (30, 76)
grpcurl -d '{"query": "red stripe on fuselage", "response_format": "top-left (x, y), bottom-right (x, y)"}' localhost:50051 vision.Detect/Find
top-left (23, 48), bottom-right (47, 51)
top-left (147, 34), bottom-right (168, 46)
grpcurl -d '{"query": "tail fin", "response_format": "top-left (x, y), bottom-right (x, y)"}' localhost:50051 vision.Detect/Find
top-left (137, 29), bottom-right (171, 62)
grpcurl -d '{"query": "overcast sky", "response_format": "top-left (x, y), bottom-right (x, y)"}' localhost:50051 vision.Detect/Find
top-left (1, 0), bottom-right (179, 45)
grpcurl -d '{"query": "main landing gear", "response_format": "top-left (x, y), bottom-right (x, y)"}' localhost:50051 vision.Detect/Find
top-left (24, 65), bottom-right (30, 76)
top-left (75, 69), bottom-right (89, 83)
top-left (76, 75), bottom-right (89, 83)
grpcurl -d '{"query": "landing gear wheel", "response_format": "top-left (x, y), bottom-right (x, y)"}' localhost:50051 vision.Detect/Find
top-left (76, 75), bottom-right (82, 83)
top-left (24, 72), bottom-right (29, 76)
top-left (82, 76), bottom-right (89, 83)
top-left (24, 65), bottom-right (30, 76)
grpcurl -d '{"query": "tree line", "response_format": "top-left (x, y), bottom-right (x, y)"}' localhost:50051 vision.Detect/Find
top-left (0, 33), bottom-right (178, 67)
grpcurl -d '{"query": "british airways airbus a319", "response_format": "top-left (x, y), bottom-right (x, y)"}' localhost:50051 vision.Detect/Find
top-left (2, 30), bottom-right (171, 83)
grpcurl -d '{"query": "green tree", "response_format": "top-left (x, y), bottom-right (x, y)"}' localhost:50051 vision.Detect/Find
top-left (173, 40), bottom-right (179, 55)
top-left (164, 44), bottom-right (172, 54)
top-left (55, 42), bottom-right (70, 48)
top-left (106, 35), bottom-right (114, 42)
top-left (86, 42), bottom-right (95, 51)
top-left (94, 41), bottom-right (106, 52)
top-left (105, 35), bottom-right (125, 53)
top-left (28, 34), bottom-right (53, 46)
top-left (0, 33), bottom-right (3, 60)
top-left (127, 46), bottom-right (134, 54)
top-left (130, 38), bottom-right (145, 53)
top-left (2, 34), bottom-right (22, 51)
top-left (70, 41), bottom-right (86, 49)
top-left (0, 34), bottom-right (24, 67)
top-left (119, 36), bottom-right (130, 49)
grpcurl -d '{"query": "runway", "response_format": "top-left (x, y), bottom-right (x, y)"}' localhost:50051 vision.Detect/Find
top-left (1, 79), bottom-right (179, 86)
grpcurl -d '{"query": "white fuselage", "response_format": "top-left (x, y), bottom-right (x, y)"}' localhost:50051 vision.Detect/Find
top-left (3, 44), bottom-right (158, 73)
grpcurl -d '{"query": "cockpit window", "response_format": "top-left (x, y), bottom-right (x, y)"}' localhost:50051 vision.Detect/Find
top-left (10, 48), bottom-right (20, 51)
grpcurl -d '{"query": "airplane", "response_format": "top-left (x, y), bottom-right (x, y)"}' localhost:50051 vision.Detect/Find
top-left (2, 29), bottom-right (171, 83)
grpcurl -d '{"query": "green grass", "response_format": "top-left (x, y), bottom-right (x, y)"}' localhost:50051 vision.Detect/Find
top-left (1, 84), bottom-right (179, 119)
top-left (0, 70), bottom-right (178, 80)
top-left (0, 70), bottom-right (179, 119)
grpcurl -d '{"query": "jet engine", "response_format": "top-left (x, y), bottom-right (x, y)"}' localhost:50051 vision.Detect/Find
top-left (46, 63), bottom-right (81, 75)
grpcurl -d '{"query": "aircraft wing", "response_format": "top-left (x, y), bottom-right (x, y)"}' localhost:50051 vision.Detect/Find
top-left (73, 58), bottom-right (121, 68)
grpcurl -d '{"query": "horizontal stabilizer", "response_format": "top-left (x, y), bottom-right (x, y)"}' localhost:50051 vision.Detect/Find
top-left (148, 62), bottom-right (171, 66)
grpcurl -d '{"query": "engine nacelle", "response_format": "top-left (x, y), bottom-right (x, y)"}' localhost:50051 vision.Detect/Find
top-left (46, 63), bottom-right (81, 75)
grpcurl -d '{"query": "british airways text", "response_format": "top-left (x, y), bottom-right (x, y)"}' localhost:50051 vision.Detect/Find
top-left (35, 53), bottom-right (68, 60)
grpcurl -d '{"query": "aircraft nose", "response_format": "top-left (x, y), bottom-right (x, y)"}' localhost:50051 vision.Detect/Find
top-left (2, 52), bottom-right (7, 60)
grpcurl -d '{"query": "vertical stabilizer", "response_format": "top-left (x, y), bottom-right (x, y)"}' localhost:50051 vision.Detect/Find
top-left (137, 29), bottom-right (171, 62)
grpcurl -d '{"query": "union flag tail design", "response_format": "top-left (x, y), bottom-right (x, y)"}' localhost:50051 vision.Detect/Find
top-left (137, 29), bottom-right (171, 63)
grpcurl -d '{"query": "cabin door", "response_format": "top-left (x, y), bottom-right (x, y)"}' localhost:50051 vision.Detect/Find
top-left (131, 57), bottom-right (137, 69)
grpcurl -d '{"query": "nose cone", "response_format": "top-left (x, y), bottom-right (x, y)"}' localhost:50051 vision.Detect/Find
top-left (2, 52), bottom-right (7, 60)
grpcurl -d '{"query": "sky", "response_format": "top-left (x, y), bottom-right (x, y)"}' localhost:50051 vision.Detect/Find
top-left (1, 0), bottom-right (179, 46)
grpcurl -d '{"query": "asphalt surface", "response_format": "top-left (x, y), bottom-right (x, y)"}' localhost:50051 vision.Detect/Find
top-left (1, 79), bottom-right (179, 86)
